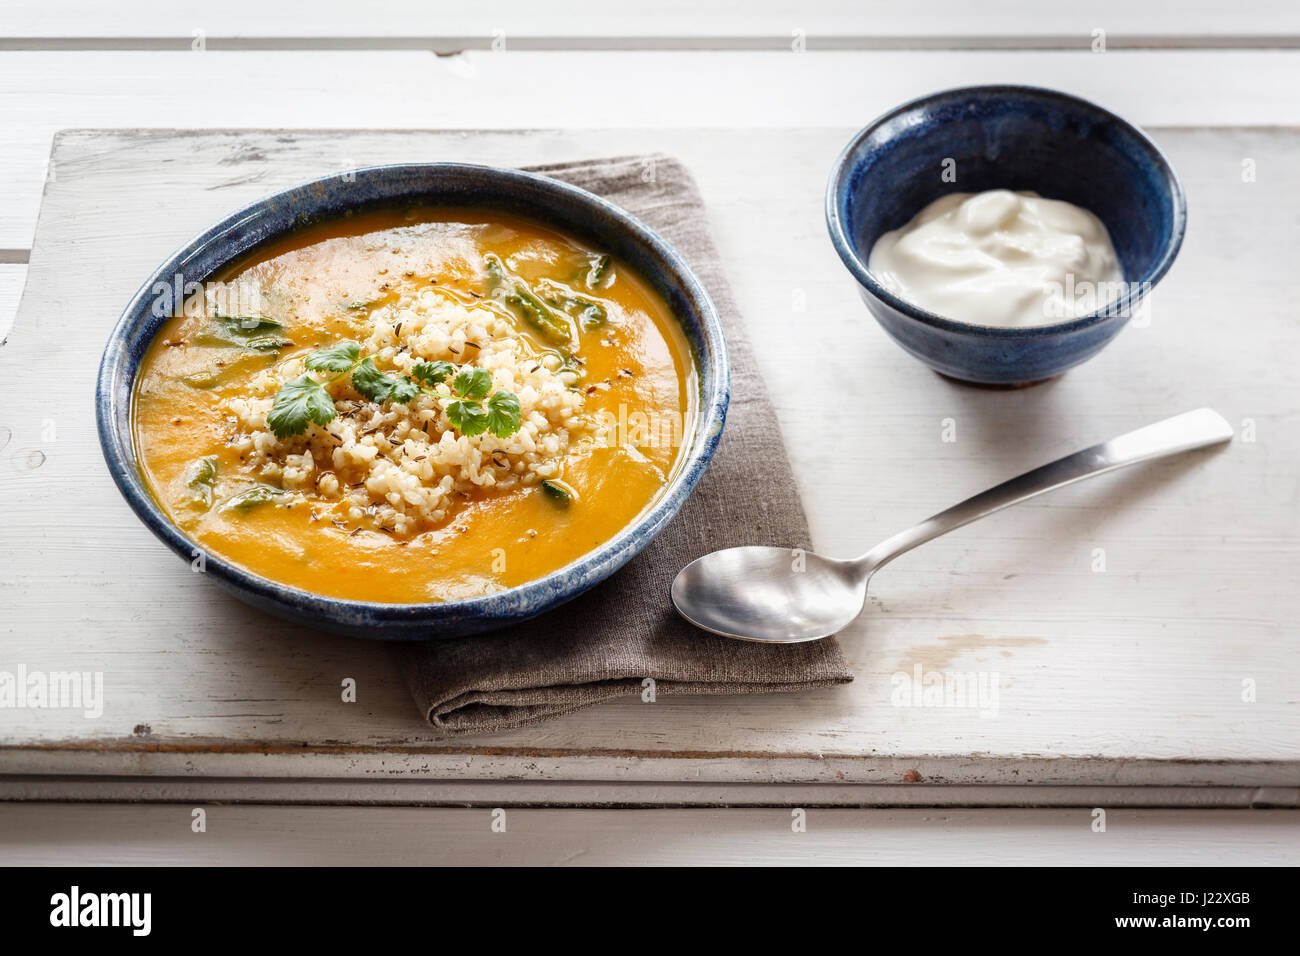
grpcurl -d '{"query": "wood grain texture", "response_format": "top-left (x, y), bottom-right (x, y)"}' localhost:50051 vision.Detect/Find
top-left (2, 776), bottom-right (1296, 808)
top-left (5, 50), bottom-right (1300, 248)
top-left (0, 265), bottom-right (26, 343)
top-left (1, 804), bottom-right (1295, 865)
top-left (0, 127), bottom-right (1296, 792)
top-left (4, 1), bottom-right (1299, 44)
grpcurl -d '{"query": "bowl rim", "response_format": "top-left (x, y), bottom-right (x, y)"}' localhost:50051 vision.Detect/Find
top-left (824, 83), bottom-right (1188, 338)
top-left (96, 161), bottom-right (730, 628)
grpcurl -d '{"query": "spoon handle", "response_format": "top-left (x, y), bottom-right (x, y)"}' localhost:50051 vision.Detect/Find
top-left (857, 408), bottom-right (1233, 574)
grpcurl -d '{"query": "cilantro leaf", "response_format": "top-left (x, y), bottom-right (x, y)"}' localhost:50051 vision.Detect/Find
top-left (352, 358), bottom-right (422, 405)
top-left (453, 368), bottom-right (493, 401)
top-left (184, 456), bottom-right (218, 508)
top-left (349, 359), bottom-right (395, 402)
top-left (411, 360), bottom-right (456, 387)
top-left (387, 376), bottom-right (421, 404)
top-left (447, 399), bottom-right (489, 436)
top-left (504, 289), bottom-right (572, 343)
top-left (485, 390), bottom-right (521, 438)
top-left (586, 253), bottom-right (611, 289)
top-left (260, 341), bottom-right (521, 446)
top-left (304, 341), bottom-right (361, 373)
top-left (267, 375), bottom-right (337, 438)
top-left (541, 479), bottom-right (576, 504)
top-left (194, 315), bottom-right (291, 351)
top-left (220, 483), bottom-right (287, 513)
top-left (483, 255), bottom-right (572, 343)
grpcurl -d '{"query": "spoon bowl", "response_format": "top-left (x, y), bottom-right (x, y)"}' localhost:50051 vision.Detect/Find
top-left (671, 546), bottom-right (866, 642)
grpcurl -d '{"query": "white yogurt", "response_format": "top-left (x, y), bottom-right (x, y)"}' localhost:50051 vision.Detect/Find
top-left (867, 190), bottom-right (1124, 328)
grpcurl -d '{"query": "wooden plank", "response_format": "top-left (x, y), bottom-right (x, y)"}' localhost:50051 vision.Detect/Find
top-left (0, 264), bottom-right (25, 343)
top-left (3, 1), bottom-right (1299, 45)
top-left (2, 776), bottom-right (1296, 808)
top-left (0, 127), bottom-right (1296, 791)
top-left (1, 804), bottom-right (1296, 865)
top-left (2, 749), bottom-right (1297, 789)
top-left (5, 50), bottom-right (1300, 248)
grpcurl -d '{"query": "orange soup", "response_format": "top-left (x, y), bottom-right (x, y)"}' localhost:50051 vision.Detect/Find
top-left (132, 208), bottom-right (697, 602)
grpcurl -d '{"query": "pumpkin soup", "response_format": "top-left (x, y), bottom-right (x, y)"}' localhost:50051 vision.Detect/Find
top-left (132, 207), bottom-right (697, 602)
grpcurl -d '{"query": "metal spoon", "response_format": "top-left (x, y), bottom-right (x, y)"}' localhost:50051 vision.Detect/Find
top-left (671, 408), bottom-right (1233, 643)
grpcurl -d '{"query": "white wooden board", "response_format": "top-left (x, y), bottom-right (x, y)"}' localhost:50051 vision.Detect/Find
top-left (2, 804), bottom-right (1296, 866)
top-left (4, 50), bottom-right (1300, 250)
top-left (5, 776), bottom-right (1297, 808)
top-left (0, 265), bottom-right (25, 344)
top-left (4, 0), bottom-right (1298, 46)
top-left (0, 127), bottom-right (1297, 795)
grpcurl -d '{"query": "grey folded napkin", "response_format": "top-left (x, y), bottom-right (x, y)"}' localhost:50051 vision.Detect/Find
top-left (396, 154), bottom-right (852, 735)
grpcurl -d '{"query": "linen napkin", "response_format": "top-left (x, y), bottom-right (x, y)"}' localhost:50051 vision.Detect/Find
top-left (396, 154), bottom-right (852, 734)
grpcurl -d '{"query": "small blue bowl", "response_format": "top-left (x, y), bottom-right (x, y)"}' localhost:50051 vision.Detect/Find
top-left (97, 163), bottom-right (729, 640)
top-left (826, 85), bottom-right (1187, 385)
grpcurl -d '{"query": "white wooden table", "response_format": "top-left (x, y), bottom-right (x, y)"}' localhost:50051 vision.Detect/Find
top-left (2, 1), bottom-right (1298, 865)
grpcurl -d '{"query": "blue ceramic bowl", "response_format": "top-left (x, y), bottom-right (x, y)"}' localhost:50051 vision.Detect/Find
top-left (97, 163), bottom-right (729, 640)
top-left (826, 85), bottom-right (1186, 384)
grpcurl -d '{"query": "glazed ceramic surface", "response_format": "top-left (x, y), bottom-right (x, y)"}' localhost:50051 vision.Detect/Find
top-left (826, 85), bottom-right (1187, 384)
top-left (97, 164), bottom-right (729, 639)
